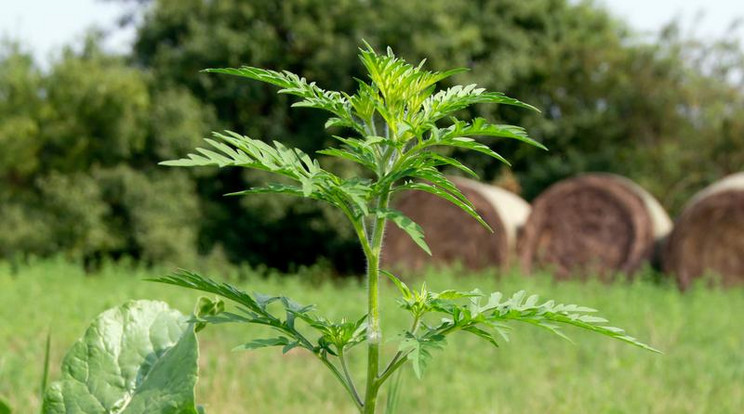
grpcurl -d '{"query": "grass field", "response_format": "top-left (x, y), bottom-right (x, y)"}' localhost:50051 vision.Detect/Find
top-left (1, 259), bottom-right (742, 413)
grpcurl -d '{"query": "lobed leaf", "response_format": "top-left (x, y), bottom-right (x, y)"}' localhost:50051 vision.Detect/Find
top-left (203, 67), bottom-right (360, 134)
top-left (375, 208), bottom-right (431, 255)
top-left (398, 332), bottom-right (447, 379)
top-left (233, 337), bottom-right (292, 352)
top-left (393, 286), bottom-right (660, 355)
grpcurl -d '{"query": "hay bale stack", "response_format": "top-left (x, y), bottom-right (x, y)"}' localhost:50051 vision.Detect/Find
top-left (663, 172), bottom-right (744, 289)
top-left (519, 174), bottom-right (672, 279)
top-left (383, 176), bottom-right (530, 272)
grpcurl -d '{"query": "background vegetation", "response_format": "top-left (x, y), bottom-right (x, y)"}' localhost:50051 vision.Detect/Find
top-left (2, 0), bottom-right (743, 273)
top-left (1, 260), bottom-right (742, 412)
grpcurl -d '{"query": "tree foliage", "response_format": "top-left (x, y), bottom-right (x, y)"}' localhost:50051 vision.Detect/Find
top-left (107, 0), bottom-right (744, 271)
top-left (0, 39), bottom-right (208, 268)
top-left (2, 0), bottom-right (744, 271)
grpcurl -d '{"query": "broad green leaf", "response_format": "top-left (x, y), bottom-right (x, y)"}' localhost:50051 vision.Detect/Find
top-left (42, 300), bottom-right (199, 414)
top-left (0, 398), bottom-right (10, 414)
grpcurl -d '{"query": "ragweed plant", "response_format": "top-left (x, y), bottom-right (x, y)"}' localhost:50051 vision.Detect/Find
top-left (153, 44), bottom-right (659, 413)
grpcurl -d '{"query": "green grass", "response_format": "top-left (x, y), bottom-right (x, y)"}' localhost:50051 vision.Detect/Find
top-left (1, 259), bottom-right (742, 413)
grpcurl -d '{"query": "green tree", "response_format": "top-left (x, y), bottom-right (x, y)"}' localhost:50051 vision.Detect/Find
top-left (117, 0), bottom-right (682, 270)
top-left (0, 38), bottom-right (210, 267)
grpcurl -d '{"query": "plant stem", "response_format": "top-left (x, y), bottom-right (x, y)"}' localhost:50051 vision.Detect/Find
top-left (339, 349), bottom-right (362, 406)
top-left (363, 192), bottom-right (390, 414)
top-left (320, 354), bottom-right (363, 411)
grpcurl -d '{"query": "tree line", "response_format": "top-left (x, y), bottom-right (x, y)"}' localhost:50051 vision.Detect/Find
top-left (1, 0), bottom-right (742, 273)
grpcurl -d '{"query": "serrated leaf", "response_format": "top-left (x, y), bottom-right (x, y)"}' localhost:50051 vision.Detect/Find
top-left (524, 294), bottom-right (540, 308)
top-left (376, 208), bottom-right (431, 255)
top-left (225, 184), bottom-right (306, 198)
top-left (434, 290), bottom-right (480, 300)
top-left (42, 300), bottom-right (199, 414)
top-left (282, 341), bottom-right (301, 354)
top-left (445, 137), bottom-right (510, 166)
top-left (399, 333), bottom-right (447, 379)
top-left (381, 270), bottom-right (412, 300)
top-left (396, 182), bottom-right (492, 232)
top-left (463, 326), bottom-right (500, 347)
top-left (422, 153), bottom-right (479, 178)
top-left (150, 270), bottom-right (261, 313)
top-left (233, 337), bottom-right (291, 351)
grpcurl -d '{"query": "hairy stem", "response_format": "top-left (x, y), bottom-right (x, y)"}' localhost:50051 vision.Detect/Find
top-left (363, 192), bottom-right (391, 414)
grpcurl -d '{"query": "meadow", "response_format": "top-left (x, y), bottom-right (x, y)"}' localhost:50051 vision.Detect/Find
top-left (1, 259), bottom-right (742, 413)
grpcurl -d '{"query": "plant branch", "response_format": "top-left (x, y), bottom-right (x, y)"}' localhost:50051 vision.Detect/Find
top-left (339, 349), bottom-right (362, 406)
top-left (378, 315), bottom-right (420, 384)
top-left (319, 353), bottom-right (363, 411)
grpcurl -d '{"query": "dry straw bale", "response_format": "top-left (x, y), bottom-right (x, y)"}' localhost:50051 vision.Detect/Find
top-left (663, 172), bottom-right (744, 289)
top-left (383, 176), bottom-right (530, 272)
top-left (519, 173), bottom-right (672, 279)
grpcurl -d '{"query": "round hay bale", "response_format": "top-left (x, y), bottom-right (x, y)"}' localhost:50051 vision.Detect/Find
top-left (382, 176), bottom-right (530, 272)
top-left (519, 173), bottom-right (672, 279)
top-left (663, 172), bottom-right (744, 289)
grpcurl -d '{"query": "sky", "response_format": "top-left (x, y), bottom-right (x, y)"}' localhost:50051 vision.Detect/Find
top-left (1, 0), bottom-right (743, 66)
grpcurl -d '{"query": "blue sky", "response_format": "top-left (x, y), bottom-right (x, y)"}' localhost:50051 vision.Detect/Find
top-left (1, 0), bottom-right (743, 66)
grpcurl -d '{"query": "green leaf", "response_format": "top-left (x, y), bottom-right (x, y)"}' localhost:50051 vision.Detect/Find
top-left (395, 181), bottom-right (492, 232)
top-left (194, 296), bottom-right (225, 333)
top-left (419, 85), bottom-right (539, 125)
top-left (399, 333), bottom-right (447, 379)
top-left (161, 131), bottom-right (324, 181)
top-left (150, 270), bottom-right (261, 314)
top-left (483, 291), bottom-right (661, 353)
top-left (375, 208), bottom-right (431, 255)
top-left (42, 300), bottom-right (199, 414)
top-left (225, 184), bottom-right (306, 198)
top-left (0, 398), bottom-right (10, 414)
top-left (40, 330), bottom-right (51, 402)
top-left (449, 117), bottom-right (547, 150)
top-left (421, 153), bottom-right (479, 178)
top-left (233, 337), bottom-right (291, 351)
top-left (381, 270), bottom-right (412, 300)
top-left (317, 147), bottom-right (376, 170)
top-left (440, 137), bottom-right (511, 166)
top-left (203, 67), bottom-right (362, 135)
top-left (463, 326), bottom-right (500, 347)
